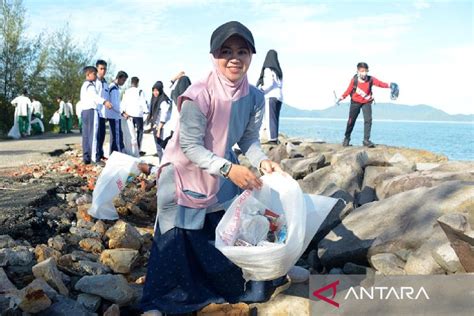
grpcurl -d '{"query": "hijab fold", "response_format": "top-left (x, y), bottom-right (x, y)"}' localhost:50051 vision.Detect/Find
top-left (256, 49), bottom-right (283, 87)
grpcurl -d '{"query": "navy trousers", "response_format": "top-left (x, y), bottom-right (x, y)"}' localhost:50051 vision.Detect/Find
top-left (132, 117), bottom-right (144, 150)
top-left (108, 118), bottom-right (124, 154)
top-left (96, 116), bottom-right (107, 161)
top-left (268, 97), bottom-right (282, 141)
top-left (81, 109), bottom-right (95, 163)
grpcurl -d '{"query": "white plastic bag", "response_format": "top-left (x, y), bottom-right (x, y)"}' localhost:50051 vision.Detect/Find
top-left (215, 172), bottom-right (337, 281)
top-left (88, 151), bottom-right (141, 220)
top-left (49, 112), bottom-right (60, 125)
top-left (121, 118), bottom-right (139, 157)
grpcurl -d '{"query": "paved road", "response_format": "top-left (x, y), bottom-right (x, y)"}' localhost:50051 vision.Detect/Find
top-left (0, 130), bottom-right (160, 169)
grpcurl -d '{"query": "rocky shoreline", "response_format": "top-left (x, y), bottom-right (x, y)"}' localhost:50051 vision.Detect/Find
top-left (0, 137), bottom-right (473, 315)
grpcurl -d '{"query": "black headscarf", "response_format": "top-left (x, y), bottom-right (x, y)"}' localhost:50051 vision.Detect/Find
top-left (256, 49), bottom-right (283, 87)
top-left (170, 76), bottom-right (192, 105)
top-left (148, 81), bottom-right (171, 125)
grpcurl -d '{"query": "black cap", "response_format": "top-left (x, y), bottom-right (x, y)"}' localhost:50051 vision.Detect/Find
top-left (210, 21), bottom-right (256, 54)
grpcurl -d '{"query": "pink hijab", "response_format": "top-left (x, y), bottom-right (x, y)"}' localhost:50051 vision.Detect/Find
top-left (160, 57), bottom-right (250, 209)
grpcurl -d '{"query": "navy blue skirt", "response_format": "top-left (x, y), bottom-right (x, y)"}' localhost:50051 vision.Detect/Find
top-left (141, 211), bottom-right (286, 314)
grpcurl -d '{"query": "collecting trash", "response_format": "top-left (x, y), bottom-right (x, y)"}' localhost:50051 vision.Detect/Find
top-left (87, 151), bottom-right (141, 220)
top-left (215, 172), bottom-right (338, 281)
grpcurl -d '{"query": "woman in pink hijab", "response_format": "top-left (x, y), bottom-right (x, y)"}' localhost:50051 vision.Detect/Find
top-left (141, 21), bottom-right (286, 315)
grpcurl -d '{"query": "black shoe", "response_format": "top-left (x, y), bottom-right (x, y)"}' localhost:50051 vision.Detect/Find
top-left (342, 138), bottom-right (351, 147)
top-left (83, 160), bottom-right (91, 165)
top-left (363, 140), bottom-right (376, 148)
top-left (139, 151), bottom-right (146, 156)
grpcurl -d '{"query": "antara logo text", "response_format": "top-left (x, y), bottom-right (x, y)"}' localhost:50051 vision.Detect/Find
top-left (313, 280), bottom-right (430, 308)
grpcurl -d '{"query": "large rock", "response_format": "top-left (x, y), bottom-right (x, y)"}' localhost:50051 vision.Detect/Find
top-left (377, 170), bottom-right (474, 199)
top-left (0, 267), bottom-right (18, 294)
top-left (0, 246), bottom-right (34, 266)
top-left (432, 242), bottom-right (465, 273)
top-left (100, 249), bottom-right (139, 274)
top-left (318, 181), bottom-right (474, 269)
top-left (74, 274), bottom-right (135, 305)
top-left (76, 293), bottom-right (102, 312)
top-left (280, 155), bottom-right (326, 179)
top-left (70, 227), bottom-right (101, 239)
top-left (79, 238), bottom-right (105, 254)
top-left (105, 220), bottom-right (142, 250)
top-left (18, 281), bottom-right (52, 313)
top-left (369, 253), bottom-right (406, 275)
top-left (0, 234), bottom-right (18, 248)
top-left (38, 296), bottom-right (96, 316)
top-left (262, 143), bottom-right (289, 163)
top-left (362, 166), bottom-right (406, 192)
top-left (404, 232), bottom-right (445, 275)
top-left (35, 244), bottom-right (62, 262)
top-left (48, 235), bottom-right (67, 252)
top-left (32, 258), bottom-right (69, 296)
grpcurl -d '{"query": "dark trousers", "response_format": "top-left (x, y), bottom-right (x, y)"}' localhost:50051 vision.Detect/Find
top-left (152, 126), bottom-right (164, 160)
top-left (344, 101), bottom-right (373, 141)
top-left (96, 116), bottom-right (107, 160)
top-left (81, 109), bottom-right (95, 163)
top-left (268, 97), bottom-right (282, 140)
top-left (132, 117), bottom-right (144, 150)
top-left (108, 118), bottom-right (124, 154)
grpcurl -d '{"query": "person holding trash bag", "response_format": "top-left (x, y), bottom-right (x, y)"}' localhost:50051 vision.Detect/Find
top-left (141, 21), bottom-right (288, 315)
top-left (337, 62), bottom-right (396, 148)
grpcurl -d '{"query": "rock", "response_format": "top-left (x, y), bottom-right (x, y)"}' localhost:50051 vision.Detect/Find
top-left (38, 296), bottom-right (96, 316)
top-left (18, 281), bottom-right (52, 313)
top-left (253, 295), bottom-right (309, 315)
top-left (299, 166), bottom-right (333, 195)
top-left (91, 220), bottom-right (108, 237)
top-left (79, 238), bottom-right (105, 254)
top-left (35, 244), bottom-right (62, 262)
top-left (199, 302), bottom-right (250, 315)
top-left (77, 293), bottom-right (102, 312)
top-left (318, 181), bottom-right (474, 269)
top-left (263, 143), bottom-right (289, 163)
top-left (0, 234), bottom-right (17, 248)
top-left (100, 248), bottom-right (139, 274)
top-left (74, 274), bottom-right (135, 305)
top-left (70, 227), bottom-right (101, 239)
top-left (4, 261), bottom-right (36, 288)
top-left (355, 186), bottom-right (377, 206)
top-left (288, 266), bottom-right (310, 283)
top-left (432, 242), bottom-right (465, 273)
top-left (47, 206), bottom-right (66, 218)
top-left (32, 258), bottom-right (69, 296)
top-left (1, 267), bottom-right (18, 294)
top-left (66, 192), bottom-right (80, 202)
top-left (77, 219), bottom-right (95, 230)
top-left (370, 253), bottom-right (406, 275)
top-left (416, 163), bottom-right (441, 171)
top-left (437, 213), bottom-right (470, 232)
top-left (71, 250), bottom-right (99, 262)
top-left (343, 262), bottom-right (375, 275)
top-left (104, 303), bottom-right (120, 316)
top-left (25, 278), bottom-right (59, 301)
top-left (377, 170), bottom-right (474, 199)
top-left (105, 220), bottom-right (142, 250)
top-left (280, 155), bottom-right (326, 179)
top-left (0, 246), bottom-right (34, 266)
top-left (126, 202), bottom-right (148, 218)
top-left (329, 268), bottom-right (343, 274)
top-left (362, 166), bottom-right (406, 192)
top-left (306, 249), bottom-right (322, 272)
top-left (405, 239), bottom-right (445, 275)
top-left (76, 204), bottom-right (93, 222)
top-left (76, 260), bottom-right (111, 276)
top-left (48, 235), bottom-right (67, 252)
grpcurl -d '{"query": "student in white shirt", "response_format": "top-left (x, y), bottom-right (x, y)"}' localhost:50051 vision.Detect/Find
top-left (107, 70), bottom-right (128, 154)
top-left (56, 96), bottom-right (71, 133)
top-left (10, 89), bottom-right (32, 137)
top-left (256, 49), bottom-right (283, 144)
top-left (121, 76), bottom-right (148, 153)
top-left (95, 59), bottom-right (110, 161)
top-left (147, 81), bottom-right (172, 161)
top-left (31, 97), bottom-right (43, 119)
top-left (76, 100), bottom-right (83, 133)
top-left (79, 66), bottom-right (112, 165)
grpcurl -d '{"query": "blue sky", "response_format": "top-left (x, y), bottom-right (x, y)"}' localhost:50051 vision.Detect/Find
top-left (24, 0), bottom-right (473, 114)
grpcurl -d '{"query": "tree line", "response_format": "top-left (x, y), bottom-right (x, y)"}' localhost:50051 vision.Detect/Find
top-left (0, 0), bottom-right (101, 134)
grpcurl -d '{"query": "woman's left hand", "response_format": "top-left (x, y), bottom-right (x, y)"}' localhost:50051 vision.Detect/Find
top-left (259, 159), bottom-right (282, 174)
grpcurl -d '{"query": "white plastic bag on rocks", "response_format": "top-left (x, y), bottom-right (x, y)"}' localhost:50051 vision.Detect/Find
top-left (215, 172), bottom-right (337, 281)
top-left (88, 152), bottom-right (141, 220)
top-left (121, 118), bottom-right (139, 157)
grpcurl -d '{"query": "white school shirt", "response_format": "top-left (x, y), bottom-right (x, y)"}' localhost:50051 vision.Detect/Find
top-left (260, 68), bottom-right (283, 101)
top-left (31, 100), bottom-right (43, 118)
top-left (80, 80), bottom-right (105, 111)
top-left (96, 78), bottom-right (109, 118)
top-left (11, 95), bottom-right (31, 116)
top-left (75, 101), bottom-right (83, 117)
top-left (106, 82), bottom-right (123, 120)
top-left (58, 101), bottom-right (71, 117)
top-left (121, 86), bottom-right (148, 118)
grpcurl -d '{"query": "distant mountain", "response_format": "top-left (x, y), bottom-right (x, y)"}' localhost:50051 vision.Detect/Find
top-left (281, 103), bottom-right (474, 122)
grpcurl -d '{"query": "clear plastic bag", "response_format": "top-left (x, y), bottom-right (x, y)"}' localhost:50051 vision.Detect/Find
top-left (215, 172), bottom-right (338, 281)
top-left (88, 152), bottom-right (141, 220)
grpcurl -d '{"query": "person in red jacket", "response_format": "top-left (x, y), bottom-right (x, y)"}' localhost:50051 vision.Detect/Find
top-left (337, 62), bottom-right (391, 148)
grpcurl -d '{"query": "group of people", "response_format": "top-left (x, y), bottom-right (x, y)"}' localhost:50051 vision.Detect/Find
top-left (8, 90), bottom-right (45, 138)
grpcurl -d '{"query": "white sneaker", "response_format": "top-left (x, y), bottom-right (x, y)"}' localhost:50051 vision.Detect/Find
top-left (288, 266), bottom-right (310, 283)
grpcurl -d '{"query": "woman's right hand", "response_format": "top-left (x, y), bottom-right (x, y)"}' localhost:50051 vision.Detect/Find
top-left (227, 164), bottom-right (262, 191)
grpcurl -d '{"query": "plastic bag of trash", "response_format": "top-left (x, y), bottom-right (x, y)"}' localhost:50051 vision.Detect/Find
top-left (121, 118), bottom-right (140, 157)
top-left (88, 152), bottom-right (141, 220)
top-left (49, 112), bottom-right (60, 125)
top-left (215, 172), bottom-right (338, 281)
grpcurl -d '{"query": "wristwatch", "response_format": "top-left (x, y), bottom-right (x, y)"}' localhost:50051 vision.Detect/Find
top-left (220, 162), bottom-right (232, 178)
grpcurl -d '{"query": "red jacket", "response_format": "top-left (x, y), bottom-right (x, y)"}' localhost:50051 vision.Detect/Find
top-left (342, 76), bottom-right (389, 104)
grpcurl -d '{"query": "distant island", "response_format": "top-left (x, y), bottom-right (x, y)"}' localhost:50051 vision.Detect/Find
top-left (281, 103), bottom-right (474, 122)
